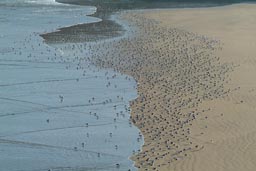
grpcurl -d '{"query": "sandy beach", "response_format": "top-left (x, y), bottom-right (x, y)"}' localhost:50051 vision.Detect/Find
top-left (88, 3), bottom-right (256, 171)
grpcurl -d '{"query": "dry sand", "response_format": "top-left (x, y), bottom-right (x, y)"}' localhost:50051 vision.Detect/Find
top-left (89, 4), bottom-right (256, 171)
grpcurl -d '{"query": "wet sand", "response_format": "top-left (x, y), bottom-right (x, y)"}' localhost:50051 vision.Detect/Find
top-left (87, 3), bottom-right (256, 171)
top-left (41, 19), bottom-right (124, 43)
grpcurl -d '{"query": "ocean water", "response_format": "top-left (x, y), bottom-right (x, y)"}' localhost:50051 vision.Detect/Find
top-left (0, 0), bottom-right (143, 171)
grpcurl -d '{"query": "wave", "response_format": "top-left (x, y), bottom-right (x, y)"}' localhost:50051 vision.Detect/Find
top-left (25, 0), bottom-right (63, 5)
top-left (0, 0), bottom-right (63, 6)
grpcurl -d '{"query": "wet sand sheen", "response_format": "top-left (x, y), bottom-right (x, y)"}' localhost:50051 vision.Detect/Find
top-left (87, 3), bottom-right (256, 171)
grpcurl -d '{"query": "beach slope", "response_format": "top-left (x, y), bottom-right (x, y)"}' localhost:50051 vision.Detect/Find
top-left (89, 4), bottom-right (256, 171)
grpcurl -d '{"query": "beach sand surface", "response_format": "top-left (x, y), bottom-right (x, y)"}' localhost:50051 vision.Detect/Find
top-left (139, 4), bottom-right (256, 171)
top-left (88, 4), bottom-right (256, 171)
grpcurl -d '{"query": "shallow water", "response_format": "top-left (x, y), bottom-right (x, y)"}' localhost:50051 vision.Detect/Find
top-left (0, 1), bottom-right (142, 171)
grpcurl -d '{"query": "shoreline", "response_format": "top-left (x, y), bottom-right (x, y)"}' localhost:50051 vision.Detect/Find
top-left (84, 3), bottom-right (256, 171)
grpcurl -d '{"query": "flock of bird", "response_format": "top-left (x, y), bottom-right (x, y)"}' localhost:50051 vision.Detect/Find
top-left (85, 12), bottom-right (234, 170)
